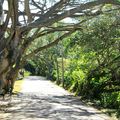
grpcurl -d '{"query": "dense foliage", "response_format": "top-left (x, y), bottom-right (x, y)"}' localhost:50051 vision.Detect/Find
top-left (62, 13), bottom-right (120, 109)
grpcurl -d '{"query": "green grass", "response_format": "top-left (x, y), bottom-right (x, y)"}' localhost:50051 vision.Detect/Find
top-left (13, 71), bottom-right (31, 93)
top-left (13, 79), bottom-right (23, 93)
top-left (24, 71), bottom-right (31, 76)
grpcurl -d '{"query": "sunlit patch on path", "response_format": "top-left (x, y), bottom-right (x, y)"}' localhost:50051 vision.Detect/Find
top-left (0, 76), bottom-right (110, 120)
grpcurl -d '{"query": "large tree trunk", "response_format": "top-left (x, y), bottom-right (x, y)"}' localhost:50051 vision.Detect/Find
top-left (0, 48), bottom-right (9, 90)
top-left (6, 66), bottom-right (20, 93)
top-left (0, 49), bottom-right (24, 94)
top-left (0, 29), bottom-right (23, 94)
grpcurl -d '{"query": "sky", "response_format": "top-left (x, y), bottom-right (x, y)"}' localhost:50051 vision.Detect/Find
top-left (3, 0), bottom-right (79, 24)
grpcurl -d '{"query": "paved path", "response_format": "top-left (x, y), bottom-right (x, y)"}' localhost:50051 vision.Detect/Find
top-left (0, 76), bottom-right (111, 120)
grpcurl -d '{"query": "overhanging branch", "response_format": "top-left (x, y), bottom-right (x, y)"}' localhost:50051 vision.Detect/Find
top-left (22, 29), bottom-right (76, 61)
top-left (20, 0), bottom-right (120, 31)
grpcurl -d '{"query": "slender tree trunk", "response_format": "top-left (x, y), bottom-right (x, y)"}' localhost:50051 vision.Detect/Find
top-left (56, 57), bottom-right (60, 84)
top-left (61, 45), bottom-right (64, 88)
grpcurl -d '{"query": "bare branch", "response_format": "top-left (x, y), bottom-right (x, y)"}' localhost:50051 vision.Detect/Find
top-left (25, 0), bottom-right (33, 23)
top-left (21, 0), bottom-right (120, 31)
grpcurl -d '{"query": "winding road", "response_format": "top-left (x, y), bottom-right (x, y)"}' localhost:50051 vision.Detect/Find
top-left (0, 76), bottom-right (111, 120)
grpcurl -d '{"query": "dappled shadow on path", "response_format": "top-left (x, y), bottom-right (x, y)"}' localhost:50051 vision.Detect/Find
top-left (0, 93), bottom-right (110, 120)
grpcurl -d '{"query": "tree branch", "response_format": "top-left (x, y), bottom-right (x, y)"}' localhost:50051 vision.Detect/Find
top-left (20, 0), bottom-right (120, 31)
top-left (23, 29), bottom-right (76, 61)
top-left (25, 0), bottom-right (33, 23)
